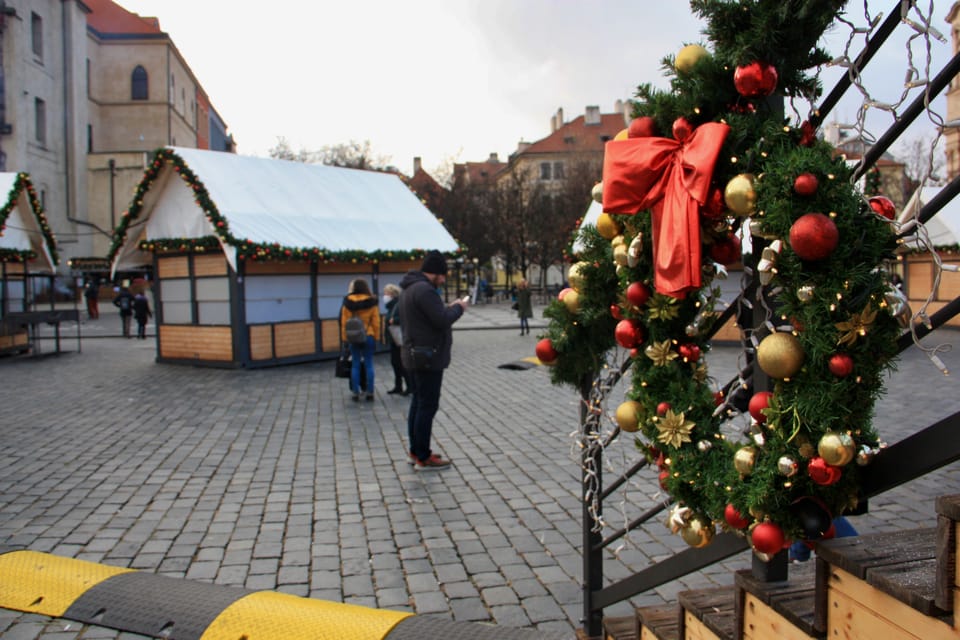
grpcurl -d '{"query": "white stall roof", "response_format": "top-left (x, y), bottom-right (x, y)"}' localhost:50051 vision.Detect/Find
top-left (0, 172), bottom-right (57, 272)
top-left (112, 147), bottom-right (459, 273)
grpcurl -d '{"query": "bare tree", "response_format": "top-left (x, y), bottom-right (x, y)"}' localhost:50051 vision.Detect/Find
top-left (267, 137), bottom-right (391, 171)
top-left (896, 133), bottom-right (946, 190)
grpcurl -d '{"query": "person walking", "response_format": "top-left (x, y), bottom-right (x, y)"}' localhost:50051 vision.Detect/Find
top-left (340, 279), bottom-right (381, 402)
top-left (399, 250), bottom-right (469, 471)
top-left (113, 284), bottom-right (134, 338)
top-left (132, 291), bottom-right (152, 339)
top-left (516, 278), bottom-right (533, 335)
top-left (383, 283), bottom-right (411, 396)
top-left (84, 279), bottom-right (100, 320)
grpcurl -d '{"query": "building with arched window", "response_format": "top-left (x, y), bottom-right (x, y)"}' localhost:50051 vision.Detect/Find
top-left (0, 0), bottom-right (234, 278)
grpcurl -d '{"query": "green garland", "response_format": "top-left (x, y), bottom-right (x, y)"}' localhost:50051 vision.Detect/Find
top-left (110, 148), bottom-right (462, 266)
top-left (0, 173), bottom-right (59, 266)
top-left (542, 0), bottom-right (904, 553)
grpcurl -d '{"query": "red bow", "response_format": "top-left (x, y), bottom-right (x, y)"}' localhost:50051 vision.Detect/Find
top-left (602, 122), bottom-right (730, 298)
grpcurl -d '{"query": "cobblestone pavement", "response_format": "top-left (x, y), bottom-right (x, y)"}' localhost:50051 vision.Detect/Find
top-left (1, 302), bottom-right (959, 638)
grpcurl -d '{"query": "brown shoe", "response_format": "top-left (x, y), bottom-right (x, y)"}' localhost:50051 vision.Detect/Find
top-left (414, 454), bottom-right (451, 471)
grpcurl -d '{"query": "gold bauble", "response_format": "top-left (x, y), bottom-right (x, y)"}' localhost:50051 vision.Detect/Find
top-left (562, 289), bottom-right (581, 314)
top-left (615, 400), bottom-right (645, 433)
top-left (591, 182), bottom-right (604, 204)
top-left (611, 234), bottom-right (626, 247)
top-left (614, 128), bottom-right (629, 141)
top-left (596, 213), bottom-right (621, 240)
top-left (797, 285), bottom-right (815, 303)
top-left (757, 332), bottom-right (804, 379)
top-left (724, 173), bottom-right (757, 216)
top-left (734, 446), bottom-right (756, 476)
top-left (680, 517), bottom-right (715, 548)
top-left (567, 261), bottom-right (589, 292)
top-left (613, 244), bottom-right (629, 267)
top-left (675, 44), bottom-right (710, 74)
top-left (818, 432), bottom-right (856, 467)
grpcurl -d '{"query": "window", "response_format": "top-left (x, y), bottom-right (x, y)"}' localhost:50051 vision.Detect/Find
top-left (31, 12), bottom-right (42, 60)
top-left (87, 124), bottom-right (93, 152)
top-left (553, 162), bottom-right (565, 180)
top-left (131, 66), bottom-right (148, 100)
top-left (34, 98), bottom-right (46, 145)
top-left (540, 162), bottom-right (552, 181)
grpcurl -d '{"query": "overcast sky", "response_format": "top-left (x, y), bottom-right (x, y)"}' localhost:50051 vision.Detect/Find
top-left (114, 1), bottom-right (952, 176)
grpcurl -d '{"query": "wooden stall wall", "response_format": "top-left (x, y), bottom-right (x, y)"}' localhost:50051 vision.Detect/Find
top-left (903, 253), bottom-right (960, 328)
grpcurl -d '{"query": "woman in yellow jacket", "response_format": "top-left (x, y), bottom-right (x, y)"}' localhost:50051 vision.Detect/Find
top-left (340, 279), bottom-right (381, 401)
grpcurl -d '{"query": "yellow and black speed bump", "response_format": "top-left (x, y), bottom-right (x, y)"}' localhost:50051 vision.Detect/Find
top-left (0, 548), bottom-right (573, 639)
top-left (63, 571), bottom-right (251, 639)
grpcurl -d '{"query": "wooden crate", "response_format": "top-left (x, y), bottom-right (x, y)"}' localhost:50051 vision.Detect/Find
top-left (678, 587), bottom-right (736, 640)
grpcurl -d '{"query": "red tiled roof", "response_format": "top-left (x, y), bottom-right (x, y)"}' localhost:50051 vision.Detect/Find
top-left (85, 0), bottom-right (163, 35)
top-left (453, 160), bottom-right (506, 187)
top-left (519, 113), bottom-right (626, 156)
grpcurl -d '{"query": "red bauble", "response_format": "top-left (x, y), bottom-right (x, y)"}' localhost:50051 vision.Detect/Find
top-left (615, 319), bottom-right (644, 349)
top-left (701, 187), bottom-right (726, 220)
top-left (868, 195), bottom-right (896, 220)
top-left (628, 116), bottom-right (657, 138)
top-left (748, 391), bottom-right (773, 423)
top-left (709, 232), bottom-right (741, 265)
top-left (793, 173), bottom-right (819, 197)
top-left (714, 391), bottom-right (725, 406)
top-left (751, 522), bottom-right (786, 555)
top-left (789, 213), bottom-right (839, 261)
top-left (672, 117), bottom-right (693, 142)
top-left (656, 402), bottom-right (671, 416)
top-left (658, 470), bottom-right (670, 491)
top-left (807, 457), bottom-right (842, 486)
top-left (724, 503), bottom-right (750, 529)
top-left (610, 304), bottom-right (623, 320)
top-left (828, 353), bottom-right (854, 378)
top-left (535, 338), bottom-right (558, 363)
top-left (626, 281), bottom-right (651, 307)
top-left (734, 61), bottom-right (778, 97)
top-left (678, 343), bottom-right (701, 363)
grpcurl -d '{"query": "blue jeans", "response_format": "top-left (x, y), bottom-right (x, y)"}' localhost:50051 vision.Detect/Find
top-left (408, 369), bottom-right (443, 462)
top-left (349, 336), bottom-right (375, 394)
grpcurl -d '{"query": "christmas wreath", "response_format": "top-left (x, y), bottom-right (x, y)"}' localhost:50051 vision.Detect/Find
top-left (540, 1), bottom-right (909, 556)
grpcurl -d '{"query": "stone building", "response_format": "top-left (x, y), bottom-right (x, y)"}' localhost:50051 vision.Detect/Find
top-left (0, 0), bottom-right (232, 275)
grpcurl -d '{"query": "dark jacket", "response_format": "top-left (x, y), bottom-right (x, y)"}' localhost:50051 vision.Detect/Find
top-left (133, 294), bottom-right (152, 322)
top-left (385, 296), bottom-right (401, 346)
top-left (398, 270), bottom-right (463, 371)
top-left (113, 289), bottom-right (134, 316)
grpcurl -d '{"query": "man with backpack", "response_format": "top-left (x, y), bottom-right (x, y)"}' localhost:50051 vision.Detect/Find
top-left (113, 283), bottom-right (135, 338)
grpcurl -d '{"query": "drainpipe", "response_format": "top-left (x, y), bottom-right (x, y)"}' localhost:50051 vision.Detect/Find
top-left (0, 0), bottom-right (16, 172)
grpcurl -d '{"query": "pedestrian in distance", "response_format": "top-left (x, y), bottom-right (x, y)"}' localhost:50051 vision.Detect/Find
top-left (516, 278), bottom-right (533, 335)
top-left (399, 250), bottom-right (469, 471)
top-left (383, 283), bottom-right (412, 396)
top-left (84, 279), bottom-right (100, 320)
top-left (113, 283), bottom-right (135, 338)
top-left (340, 279), bottom-right (381, 402)
top-left (133, 291), bottom-right (152, 339)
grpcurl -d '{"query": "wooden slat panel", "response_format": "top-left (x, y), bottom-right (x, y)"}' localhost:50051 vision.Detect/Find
top-left (273, 322), bottom-right (315, 359)
top-left (740, 594), bottom-right (815, 640)
top-left (378, 260), bottom-right (420, 274)
top-left (601, 615), bottom-right (635, 640)
top-left (157, 256), bottom-right (189, 279)
top-left (935, 515), bottom-right (954, 612)
top-left (683, 611), bottom-right (721, 640)
top-left (939, 262), bottom-right (960, 300)
top-left (636, 604), bottom-right (680, 640)
top-left (735, 563), bottom-right (819, 635)
top-left (193, 253), bottom-right (228, 277)
top-left (159, 325), bottom-right (233, 362)
top-left (678, 587), bottom-right (736, 640)
top-left (245, 261), bottom-right (311, 275)
top-left (315, 263), bottom-right (375, 275)
top-left (321, 318), bottom-right (341, 352)
top-left (248, 325), bottom-right (273, 361)
top-left (3, 262), bottom-right (25, 274)
top-left (828, 568), bottom-right (954, 640)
